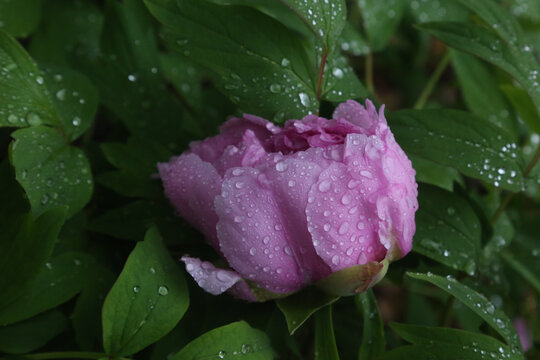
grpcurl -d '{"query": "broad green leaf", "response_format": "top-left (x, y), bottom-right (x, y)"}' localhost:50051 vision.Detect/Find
top-left (388, 109), bottom-right (524, 192)
top-left (510, 0), bottom-right (540, 22)
top-left (72, 265), bottom-right (116, 351)
top-left (457, 0), bottom-right (523, 44)
top-left (378, 345), bottom-right (440, 360)
top-left (357, 290), bottom-right (385, 360)
top-left (0, 252), bottom-right (93, 326)
top-left (0, 310), bottom-right (68, 354)
top-left (414, 185), bottom-right (481, 273)
top-left (170, 321), bottom-right (274, 360)
top-left (500, 84), bottom-right (540, 134)
top-left (358, 0), bottom-right (405, 51)
top-left (0, 30), bottom-right (56, 128)
top-left (11, 126), bottom-right (93, 217)
top-left (206, 0), bottom-right (310, 38)
top-left (101, 137), bottom-right (171, 177)
top-left (279, 0), bottom-right (346, 51)
top-left (390, 323), bottom-right (523, 360)
top-left (28, 0), bottom-right (103, 65)
top-left (41, 66), bottom-right (99, 141)
top-left (0, 206), bottom-right (65, 309)
top-left (407, 272), bottom-right (522, 351)
top-left (321, 53), bottom-right (368, 101)
top-left (102, 227), bottom-right (189, 356)
top-left (98, 137), bottom-right (171, 198)
top-left (277, 286), bottom-right (339, 334)
top-left (0, 0), bottom-right (41, 38)
top-left (158, 53), bottom-right (204, 111)
top-left (501, 251), bottom-right (540, 295)
top-left (418, 21), bottom-right (540, 114)
top-left (77, 0), bottom-right (187, 149)
top-left (88, 201), bottom-right (186, 243)
top-left (314, 306), bottom-right (339, 360)
top-left (409, 154), bottom-right (461, 191)
top-left (406, 0), bottom-right (469, 23)
top-left (0, 161), bottom-right (66, 308)
top-left (451, 51), bottom-right (517, 138)
top-left (145, 0), bottom-right (319, 120)
top-left (339, 23), bottom-right (370, 56)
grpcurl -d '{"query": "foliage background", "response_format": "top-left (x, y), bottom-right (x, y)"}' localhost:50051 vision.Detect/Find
top-left (0, 0), bottom-right (539, 359)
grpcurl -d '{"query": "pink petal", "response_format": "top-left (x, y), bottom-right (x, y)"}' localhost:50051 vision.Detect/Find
top-left (181, 256), bottom-right (244, 296)
top-left (305, 160), bottom-right (386, 272)
top-left (255, 147), bottom-right (334, 282)
top-left (214, 167), bottom-right (305, 294)
top-left (158, 154), bottom-right (221, 249)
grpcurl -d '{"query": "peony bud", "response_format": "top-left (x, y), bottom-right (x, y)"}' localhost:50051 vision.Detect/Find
top-left (158, 100), bottom-right (418, 300)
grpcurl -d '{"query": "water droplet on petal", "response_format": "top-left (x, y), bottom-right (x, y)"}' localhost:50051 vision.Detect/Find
top-left (318, 179), bottom-right (332, 192)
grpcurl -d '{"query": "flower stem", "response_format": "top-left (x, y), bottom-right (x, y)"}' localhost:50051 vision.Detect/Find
top-left (316, 50), bottom-right (328, 101)
top-left (491, 143), bottom-right (540, 224)
top-left (413, 51), bottom-right (451, 110)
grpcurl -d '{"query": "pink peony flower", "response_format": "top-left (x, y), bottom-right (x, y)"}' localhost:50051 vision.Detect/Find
top-left (158, 100), bottom-right (418, 300)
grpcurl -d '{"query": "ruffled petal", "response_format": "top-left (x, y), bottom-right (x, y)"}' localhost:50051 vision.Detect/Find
top-left (214, 167), bottom-right (304, 293)
top-left (332, 99), bottom-right (381, 135)
top-left (213, 130), bottom-right (268, 176)
top-left (158, 154), bottom-right (221, 249)
top-left (190, 115), bottom-right (278, 164)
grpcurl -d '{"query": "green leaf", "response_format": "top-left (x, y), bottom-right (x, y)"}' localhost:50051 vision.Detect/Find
top-left (0, 161), bottom-right (66, 308)
top-left (388, 109), bottom-right (524, 192)
top-left (456, 0), bottom-right (523, 44)
top-left (88, 201), bottom-right (186, 243)
top-left (339, 23), bottom-right (370, 56)
top-left (390, 323), bottom-right (523, 360)
top-left (101, 137), bottom-right (171, 178)
top-left (357, 290), bottom-right (385, 360)
top-left (77, 0), bottom-right (187, 149)
top-left (102, 227), bottom-right (189, 357)
top-left (41, 65), bottom-right (99, 141)
top-left (28, 0), bottom-right (103, 65)
top-left (414, 185), bottom-right (481, 273)
top-left (0, 252), bottom-right (93, 326)
top-left (358, 0), bottom-right (405, 51)
top-left (451, 51), bottom-right (517, 138)
top-left (0, 206), bottom-right (65, 309)
top-left (170, 321), bottom-right (274, 360)
top-left (72, 265), bottom-right (116, 351)
top-left (409, 154), bottom-right (461, 191)
top-left (407, 272), bottom-right (522, 351)
top-left (278, 0), bottom-right (346, 51)
top-left (145, 0), bottom-right (319, 120)
top-left (418, 21), bottom-right (540, 114)
top-left (500, 84), bottom-right (540, 134)
top-left (11, 126), bottom-right (93, 218)
top-left (0, 30), bottom-right (56, 128)
top-left (98, 137), bottom-right (171, 198)
top-left (501, 251), bottom-right (540, 295)
top-left (321, 53), bottom-right (368, 101)
top-left (0, 0), bottom-right (42, 38)
top-left (0, 310), bottom-right (68, 354)
top-left (277, 286), bottom-right (339, 335)
top-left (314, 306), bottom-right (339, 360)
top-left (407, 0), bottom-right (469, 23)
